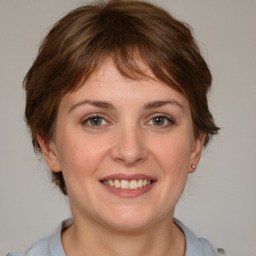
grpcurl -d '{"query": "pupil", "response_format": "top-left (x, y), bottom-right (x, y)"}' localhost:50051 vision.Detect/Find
top-left (91, 117), bottom-right (102, 126)
top-left (154, 117), bottom-right (164, 125)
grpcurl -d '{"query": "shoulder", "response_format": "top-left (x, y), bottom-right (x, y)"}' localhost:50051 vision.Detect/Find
top-left (174, 218), bottom-right (232, 256)
top-left (6, 236), bottom-right (52, 256)
top-left (213, 248), bottom-right (236, 256)
top-left (6, 218), bottom-right (72, 256)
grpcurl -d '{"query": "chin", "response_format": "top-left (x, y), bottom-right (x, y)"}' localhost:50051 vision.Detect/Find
top-left (97, 207), bottom-right (162, 232)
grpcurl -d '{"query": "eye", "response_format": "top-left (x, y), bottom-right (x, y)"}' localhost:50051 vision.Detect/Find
top-left (147, 115), bottom-right (174, 127)
top-left (82, 115), bottom-right (108, 128)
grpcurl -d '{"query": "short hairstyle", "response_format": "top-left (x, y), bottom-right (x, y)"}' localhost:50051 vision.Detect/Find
top-left (24, 0), bottom-right (219, 195)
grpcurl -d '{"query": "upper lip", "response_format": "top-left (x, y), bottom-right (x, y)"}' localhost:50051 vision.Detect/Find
top-left (100, 173), bottom-right (156, 181)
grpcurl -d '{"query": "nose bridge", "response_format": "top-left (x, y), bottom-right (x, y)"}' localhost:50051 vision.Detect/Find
top-left (111, 121), bottom-right (147, 166)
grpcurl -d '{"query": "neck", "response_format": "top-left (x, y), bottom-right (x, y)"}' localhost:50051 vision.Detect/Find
top-left (62, 214), bottom-right (185, 256)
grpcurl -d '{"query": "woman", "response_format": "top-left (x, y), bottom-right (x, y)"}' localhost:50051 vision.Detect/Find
top-left (7, 0), bottom-right (229, 255)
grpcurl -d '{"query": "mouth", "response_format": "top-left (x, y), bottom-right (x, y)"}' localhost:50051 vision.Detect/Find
top-left (99, 174), bottom-right (156, 197)
top-left (101, 179), bottom-right (153, 190)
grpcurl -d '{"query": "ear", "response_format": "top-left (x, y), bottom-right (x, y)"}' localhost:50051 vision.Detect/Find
top-left (36, 134), bottom-right (61, 173)
top-left (189, 132), bottom-right (205, 173)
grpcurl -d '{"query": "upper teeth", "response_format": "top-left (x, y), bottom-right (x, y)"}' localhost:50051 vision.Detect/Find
top-left (102, 179), bottom-right (151, 190)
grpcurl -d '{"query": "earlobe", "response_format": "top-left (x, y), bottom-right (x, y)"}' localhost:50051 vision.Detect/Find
top-left (189, 133), bottom-right (205, 173)
top-left (36, 134), bottom-right (61, 173)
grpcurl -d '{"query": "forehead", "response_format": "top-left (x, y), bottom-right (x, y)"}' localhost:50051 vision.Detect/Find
top-left (59, 58), bottom-right (190, 113)
top-left (91, 57), bottom-right (156, 81)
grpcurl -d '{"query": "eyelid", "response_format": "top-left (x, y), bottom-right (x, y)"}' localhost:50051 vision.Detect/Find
top-left (81, 113), bottom-right (111, 127)
top-left (150, 113), bottom-right (174, 121)
top-left (145, 113), bottom-right (175, 126)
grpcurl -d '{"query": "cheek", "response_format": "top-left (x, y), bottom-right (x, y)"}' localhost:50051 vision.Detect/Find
top-left (56, 132), bottom-right (111, 179)
top-left (151, 135), bottom-right (193, 174)
top-left (55, 136), bottom-right (104, 198)
top-left (147, 136), bottom-right (193, 214)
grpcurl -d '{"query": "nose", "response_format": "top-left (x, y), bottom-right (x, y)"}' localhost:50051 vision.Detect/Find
top-left (110, 125), bottom-right (148, 166)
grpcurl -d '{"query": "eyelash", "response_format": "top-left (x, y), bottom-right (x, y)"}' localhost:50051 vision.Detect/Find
top-left (81, 114), bottom-right (109, 129)
top-left (81, 113), bottom-right (175, 129)
top-left (146, 114), bottom-right (175, 128)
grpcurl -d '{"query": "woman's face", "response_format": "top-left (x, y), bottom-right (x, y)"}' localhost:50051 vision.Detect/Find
top-left (40, 59), bottom-right (204, 231)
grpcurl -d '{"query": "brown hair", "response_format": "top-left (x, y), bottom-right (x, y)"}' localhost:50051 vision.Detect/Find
top-left (24, 0), bottom-right (219, 195)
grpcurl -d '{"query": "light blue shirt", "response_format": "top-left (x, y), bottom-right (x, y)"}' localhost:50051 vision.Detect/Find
top-left (7, 218), bottom-right (226, 256)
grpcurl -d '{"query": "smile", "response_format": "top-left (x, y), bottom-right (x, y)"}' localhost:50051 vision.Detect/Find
top-left (102, 179), bottom-right (153, 190)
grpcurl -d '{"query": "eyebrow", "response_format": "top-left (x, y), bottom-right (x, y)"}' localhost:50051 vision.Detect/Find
top-left (69, 99), bottom-right (184, 113)
top-left (144, 100), bottom-right (184, 110)
top-left (69, 100), bottom-right (114, 113)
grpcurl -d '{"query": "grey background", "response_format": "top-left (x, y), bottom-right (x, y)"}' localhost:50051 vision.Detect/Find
top-left (0, 0), bottom-right (255, 255)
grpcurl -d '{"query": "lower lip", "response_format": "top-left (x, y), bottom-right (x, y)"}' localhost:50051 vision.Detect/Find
top-left (101, 182), bottom-right (155, 198)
